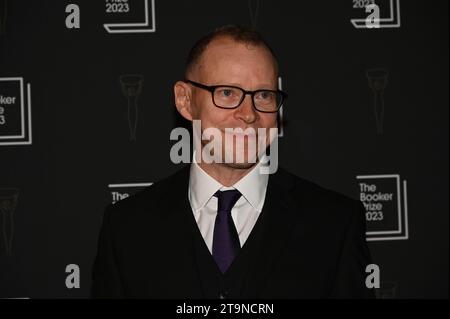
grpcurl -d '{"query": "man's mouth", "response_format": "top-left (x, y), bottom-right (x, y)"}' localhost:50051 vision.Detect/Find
top-left (222, 129), bottom-right (257, 141)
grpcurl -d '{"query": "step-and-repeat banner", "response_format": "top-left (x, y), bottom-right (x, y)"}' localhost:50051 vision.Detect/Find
top-left (0, 0), bottom-right (448, 298)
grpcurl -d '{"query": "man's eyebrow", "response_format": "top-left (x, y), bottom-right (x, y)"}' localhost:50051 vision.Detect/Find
top-left (212, 82), bottom-right (276, 89)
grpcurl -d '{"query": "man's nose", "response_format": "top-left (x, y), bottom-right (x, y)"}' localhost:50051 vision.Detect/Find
top-left (235, 94), bottom-right (257, 123)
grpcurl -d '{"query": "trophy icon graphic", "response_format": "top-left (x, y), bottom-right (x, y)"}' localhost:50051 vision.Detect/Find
top-left (119, 74), bottom-right (144, 142)
top-left (248, 0), bottom-right (260, 30)
top-left (366, 68), bottom-right (388, 134)
top-left (0, 0), bottom-right (7, 35)
top-left (0, 187), bottom-right (18, 256)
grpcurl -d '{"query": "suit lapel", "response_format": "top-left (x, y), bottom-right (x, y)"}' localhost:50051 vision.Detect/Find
top-left (243, 168), bottom-right (303, 297)
top-left (153, 165), bottom-right (205, 297)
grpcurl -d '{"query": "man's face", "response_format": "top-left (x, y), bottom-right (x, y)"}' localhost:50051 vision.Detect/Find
top-left (183, 37), bottom-right (278, 169)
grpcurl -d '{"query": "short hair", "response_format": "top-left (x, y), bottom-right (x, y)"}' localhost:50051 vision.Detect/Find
top-left (184, 24), bottom-right (279, 78)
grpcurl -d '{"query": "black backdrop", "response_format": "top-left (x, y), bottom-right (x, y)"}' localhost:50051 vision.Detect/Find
top-left (0, 0), bottom-right (448, 298)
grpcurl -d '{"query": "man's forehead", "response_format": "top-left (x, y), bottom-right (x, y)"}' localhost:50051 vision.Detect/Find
top-left (202, 36), bottom-right (269, 60)
top-left (194, 37), bottom-right (277, 79)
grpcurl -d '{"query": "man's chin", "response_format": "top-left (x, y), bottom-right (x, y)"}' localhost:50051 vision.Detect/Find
top-left (221, 162), bottom-right (257, 170)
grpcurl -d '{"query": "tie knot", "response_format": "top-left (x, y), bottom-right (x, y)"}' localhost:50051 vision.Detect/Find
top-left (214, 189), bottom-right (242, 213)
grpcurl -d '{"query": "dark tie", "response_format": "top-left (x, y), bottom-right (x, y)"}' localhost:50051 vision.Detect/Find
top-left (212, 189), bottom-right (242, 274)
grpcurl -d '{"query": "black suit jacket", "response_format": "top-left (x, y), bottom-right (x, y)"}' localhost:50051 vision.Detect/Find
top-left (92, 165), bottom-right (375, 298)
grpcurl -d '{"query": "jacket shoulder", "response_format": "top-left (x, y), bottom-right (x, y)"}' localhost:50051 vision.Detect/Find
top-left (275, 167), bottom-right (360, 206)
top-left (274, 167), bottom-right (366, 239)
top-left (105, 165), bottom-right (190, 217)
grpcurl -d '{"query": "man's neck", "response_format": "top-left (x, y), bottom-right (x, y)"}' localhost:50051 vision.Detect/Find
top-left (197, 161), bottom-right (256, 187)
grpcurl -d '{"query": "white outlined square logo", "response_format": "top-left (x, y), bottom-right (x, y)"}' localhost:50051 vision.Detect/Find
top-left (277, 76), bottom-right (285, 137)
top-left (0, 77), bottom-right (32, 146)
top-left (108, 182), bottom-right (153, 204)
top-left (104, 0), bottom-right (156, 34)
top-left (357, 174), bottom-right (409, 241)
top-left (351, 0), bottom-right (401, 29)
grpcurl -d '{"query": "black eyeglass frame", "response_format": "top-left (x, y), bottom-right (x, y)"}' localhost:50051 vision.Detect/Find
top-left (184, 79), bottom-right (287, 113)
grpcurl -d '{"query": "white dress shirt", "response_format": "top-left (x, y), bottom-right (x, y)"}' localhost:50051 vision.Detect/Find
top-left (188, 157), bottom-right (269, 254)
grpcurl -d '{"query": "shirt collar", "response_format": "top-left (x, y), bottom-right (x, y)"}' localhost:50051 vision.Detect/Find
top-left (188, 153), bottom-right (269, 213)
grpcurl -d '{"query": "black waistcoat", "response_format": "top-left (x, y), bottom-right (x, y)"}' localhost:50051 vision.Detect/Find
top-left (189, 210), bottom-right (265, 299)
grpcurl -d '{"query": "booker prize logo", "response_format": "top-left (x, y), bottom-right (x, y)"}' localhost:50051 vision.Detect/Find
top-left (0, 77), bottom-right (32, 146)
top-left (108, 182), bottom-right (153, 204)
top-left (351, 0), bottom-right (401, 29)
top-left (357, 174), bottom-right (409, 241)
top-left (104, 0), bottom-right (156, 34)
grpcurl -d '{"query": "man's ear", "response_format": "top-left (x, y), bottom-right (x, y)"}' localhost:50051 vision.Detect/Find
top-left (174, 81), bottom-right (193, 121)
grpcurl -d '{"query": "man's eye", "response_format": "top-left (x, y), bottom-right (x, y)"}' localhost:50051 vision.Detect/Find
top-left (220, 89), bottom-right (233, 97)
top-left (258, 91), bottom-right (273, 100)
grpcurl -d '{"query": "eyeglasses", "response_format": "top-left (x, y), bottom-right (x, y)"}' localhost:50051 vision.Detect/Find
top-left (185, 79), bottom-right (287, 113)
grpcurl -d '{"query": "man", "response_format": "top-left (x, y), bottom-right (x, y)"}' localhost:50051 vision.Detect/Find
top-left (92, 25), bottom-right (374, 299)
